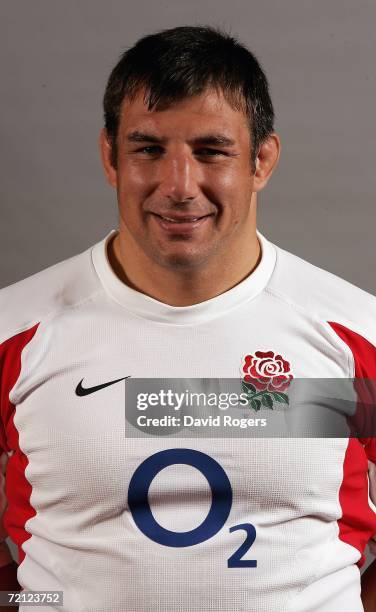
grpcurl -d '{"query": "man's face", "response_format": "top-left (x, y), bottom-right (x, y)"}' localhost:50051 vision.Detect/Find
top-left (103, 88), bottom-right (262, 270)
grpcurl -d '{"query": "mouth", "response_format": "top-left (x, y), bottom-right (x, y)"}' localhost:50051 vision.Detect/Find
top-left (150, 212), bottom-right (215, 233)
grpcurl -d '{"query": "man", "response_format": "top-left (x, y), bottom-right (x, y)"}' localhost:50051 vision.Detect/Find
top-left (1, 24), bottom-right (376, 611)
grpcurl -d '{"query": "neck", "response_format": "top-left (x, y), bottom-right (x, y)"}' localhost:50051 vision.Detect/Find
top-left (108, 217), bottom-right (261, 307)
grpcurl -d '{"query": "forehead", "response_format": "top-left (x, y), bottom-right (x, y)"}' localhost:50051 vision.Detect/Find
top-left (118, 88), bottom-right (250, 140)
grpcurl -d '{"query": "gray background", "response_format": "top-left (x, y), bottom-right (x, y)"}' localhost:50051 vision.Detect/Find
top-left (1, 0), bottom-right (375, 292)
top-left (1, 0), bottom-right (375, 570)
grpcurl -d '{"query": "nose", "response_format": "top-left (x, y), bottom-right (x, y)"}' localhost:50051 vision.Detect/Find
top-left (158, 148), bottom-right (200, 203)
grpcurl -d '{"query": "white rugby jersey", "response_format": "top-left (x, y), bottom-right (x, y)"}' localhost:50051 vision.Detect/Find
top-left (1, 229), bottom-right (376, 612)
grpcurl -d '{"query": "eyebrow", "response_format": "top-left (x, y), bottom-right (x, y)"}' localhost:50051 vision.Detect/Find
top-left (126, 130), bottom-right (236, 147)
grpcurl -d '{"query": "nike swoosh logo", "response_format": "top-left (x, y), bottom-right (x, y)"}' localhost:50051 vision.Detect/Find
top-left (75, 376), bottom-right (131, 396)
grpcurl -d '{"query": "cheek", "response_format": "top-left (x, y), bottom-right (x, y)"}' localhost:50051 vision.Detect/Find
top-left (208, 164), bottom-right (239, 190)
top-left (208, 163), bottom-right (253, 202)
top-left (116, 165), bottom-right (153, 212)
top-left (118, 163), bottom-right (150, 192)
top-left (214, 171), bottom-right (252, 217)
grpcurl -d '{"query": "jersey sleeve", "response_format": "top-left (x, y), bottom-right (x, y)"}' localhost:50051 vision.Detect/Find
top-left (0, 452), bottom-right (13, 566)
top-left (0, 340), bottom-right (12, 566)
top-left (0, 326), bottom-right (39, 571)
top-left (329, 321), bottom-right (376, 555)
top-left (0, 341), bottom-right (18, 582)
top-left (368, 461), bottom-right (376, 556)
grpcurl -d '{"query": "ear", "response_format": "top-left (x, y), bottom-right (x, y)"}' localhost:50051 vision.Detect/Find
top-left (99, 128), bottom-right (117, 188)
top-left (253, 133), bottom-right (281, 192)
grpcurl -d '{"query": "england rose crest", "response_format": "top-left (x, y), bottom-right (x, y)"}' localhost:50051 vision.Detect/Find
top-left (241, 350), bottom-right (293, 411)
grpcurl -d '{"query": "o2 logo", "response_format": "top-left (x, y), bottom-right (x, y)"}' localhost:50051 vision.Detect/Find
top-left (128, 449), bottom-right (257, 568)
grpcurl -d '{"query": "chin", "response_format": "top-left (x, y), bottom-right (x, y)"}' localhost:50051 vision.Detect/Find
top-left (155, 249), bottom-right (211, 270)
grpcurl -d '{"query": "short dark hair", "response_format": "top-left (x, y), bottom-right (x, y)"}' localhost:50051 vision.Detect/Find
top-left (103, 25), bottom-right (274, 172)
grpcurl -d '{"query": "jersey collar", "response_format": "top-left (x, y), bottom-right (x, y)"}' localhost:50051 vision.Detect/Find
top-left (91, 229), bottom-right (276, 325)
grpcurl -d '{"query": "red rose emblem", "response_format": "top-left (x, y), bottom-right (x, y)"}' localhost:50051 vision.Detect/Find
top-left (242, 351), bottom-right (293, 392)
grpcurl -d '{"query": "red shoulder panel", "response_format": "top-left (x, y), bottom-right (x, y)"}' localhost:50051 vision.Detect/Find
top-left (0, 324), bottom-right (39, 566)
top-left (329, 321), bottom-right (376, 567)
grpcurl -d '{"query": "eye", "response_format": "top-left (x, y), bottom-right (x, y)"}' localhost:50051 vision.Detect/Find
top-left (135, 146), bottom-right (226, 157)
top-left (137, 145), bottom-right (164, 154)
top-left (196, 148), bottom-right (225, 156)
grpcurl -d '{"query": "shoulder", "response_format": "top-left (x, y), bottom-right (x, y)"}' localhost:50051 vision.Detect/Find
top-left (0, 239), bottom-right (103, 344)
top-left (265, 237), bottom-right (376, 345)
